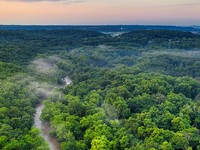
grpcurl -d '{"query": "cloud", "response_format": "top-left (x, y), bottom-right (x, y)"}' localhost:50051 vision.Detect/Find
top-left (1, 0), bottom-right (86, 3)
top-left (173, 2), bottom-right (200, 7)
top-left (63, 0), bottom-right (85, 4)
top-left (160, 1), bottom-right (200, 7)
top-left (136, 0), bottom-right (200, 8)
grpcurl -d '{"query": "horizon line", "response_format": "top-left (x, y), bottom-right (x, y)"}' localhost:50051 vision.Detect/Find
top-left (0, 24), bottom-right (199, 27)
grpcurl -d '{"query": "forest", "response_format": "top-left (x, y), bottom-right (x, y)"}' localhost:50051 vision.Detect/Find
top-left (0, 28), bottom-right (200, 150)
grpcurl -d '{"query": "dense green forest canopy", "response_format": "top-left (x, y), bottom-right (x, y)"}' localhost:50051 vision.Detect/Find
top-left (0, 28), bottom-right (200, 149)
top-left (1, 29), bottom-right (200, 65)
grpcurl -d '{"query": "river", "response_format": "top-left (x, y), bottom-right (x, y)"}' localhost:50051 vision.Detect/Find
top-left (34, 77), bottom-right (72, 150)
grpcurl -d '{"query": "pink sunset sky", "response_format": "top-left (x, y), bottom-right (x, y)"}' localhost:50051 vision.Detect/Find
top-left (0, 0), bottom-right (200, 25)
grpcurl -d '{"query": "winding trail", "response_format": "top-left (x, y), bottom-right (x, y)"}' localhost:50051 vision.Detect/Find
top-left (34, 77), bottom-right (72, 150)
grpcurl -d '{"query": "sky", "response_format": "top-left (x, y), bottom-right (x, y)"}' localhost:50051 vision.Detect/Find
top-left (0, 0), bottom-right (200, 25)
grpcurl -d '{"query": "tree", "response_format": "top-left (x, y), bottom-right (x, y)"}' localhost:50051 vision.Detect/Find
top-left (91, 136), bottom-right (110, 150)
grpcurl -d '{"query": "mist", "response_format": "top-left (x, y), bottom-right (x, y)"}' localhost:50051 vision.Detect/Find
top-left (28, 55), bottom-right (71, 100)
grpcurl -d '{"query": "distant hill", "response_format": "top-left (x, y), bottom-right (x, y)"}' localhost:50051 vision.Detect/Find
top-left (0, 25), bottom-right (200, 33)
top-left (118, 30), bottom-right (200, 49)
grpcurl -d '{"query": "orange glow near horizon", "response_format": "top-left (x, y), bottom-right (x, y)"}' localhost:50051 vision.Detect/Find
top-left (0, 0), bottom-right (200, 25)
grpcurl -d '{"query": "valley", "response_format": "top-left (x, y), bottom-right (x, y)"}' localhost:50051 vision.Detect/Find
top-left (0, 27), bottom-right (200, 149)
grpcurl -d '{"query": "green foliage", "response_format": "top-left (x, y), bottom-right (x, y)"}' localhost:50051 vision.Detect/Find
top-left (1, 29), bottom-right (200, 149)
top-left (91, 136), bottom-right (110, 150)
top-left (119, 30), bottom-right (200, 49)
top-left (0, 75), bottom-right (49, 149)
top-left (42, 67), bottom-right (200, 150)
top-left (0, 62), bottom-right (23, 79)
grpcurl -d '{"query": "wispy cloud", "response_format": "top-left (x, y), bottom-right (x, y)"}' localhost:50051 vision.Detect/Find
top-left (173, 2), bottom-right (200, 7)
top-left (133, 0), bottom-right (200, 7)
top-left (1, 0), bottom-right (86, 3)
top-left (63, 0), bottom-right (85, 4)
top-left (159, 1), bottom-right (200, 8)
